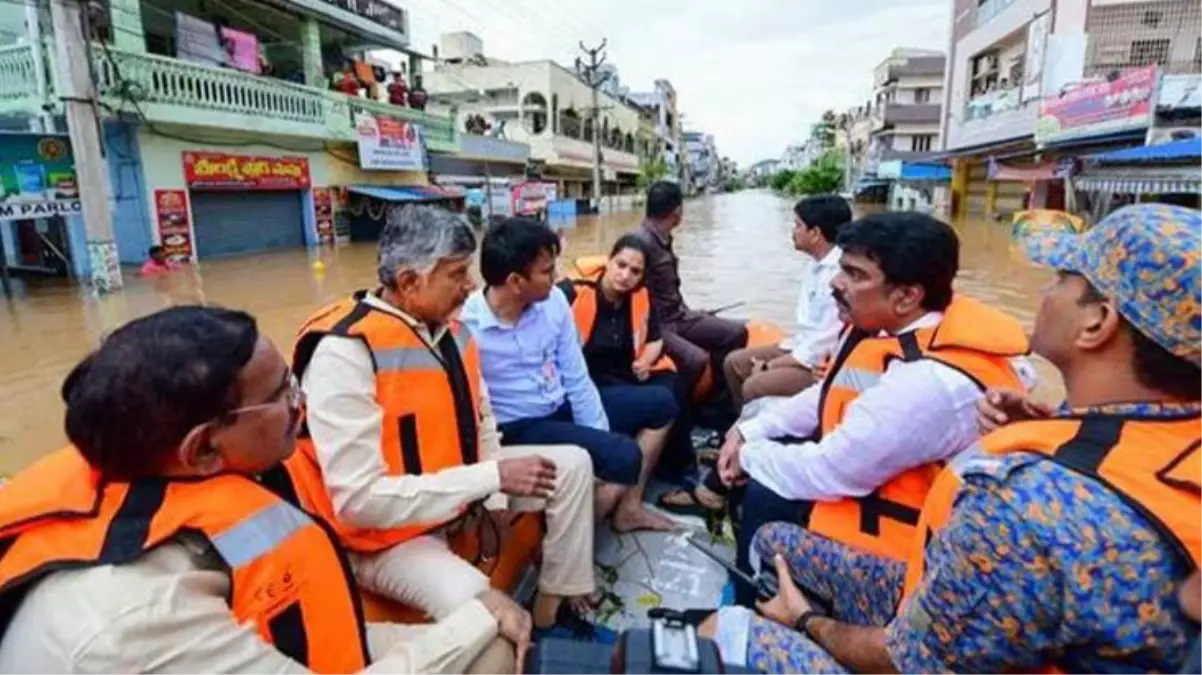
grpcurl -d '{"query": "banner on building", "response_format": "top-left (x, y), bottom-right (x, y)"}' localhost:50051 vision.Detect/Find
top-left (355, 114), bottom-right (426, 171)
top-left (1020, 11), bottom-right (1052, 102)
top-left (175, 12), bottom-right (226, 67)
top-left (183, 151), bottom-right (311, 190)
top-left (312, 187), bottom-right (335, 244)
top-left (0, 134), bottom-right (81, 222)
top-left (1035, 65), bottom-right (1158, 146)
top-left (153, 189), bottom-right (194, 262)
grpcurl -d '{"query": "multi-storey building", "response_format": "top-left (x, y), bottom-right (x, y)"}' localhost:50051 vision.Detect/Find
top-left (941, 0), bottom-right (1200, 218)
top-left (423, 32), bottom-right (643, 200)
top-left (683, 131), bottom-right (718, 191)
top-left (0, 0), bottom-right (478, 277)
top-left (869, 49), bottom-right (946, 165)
top-left (627, 80), bottom-right (684, 183)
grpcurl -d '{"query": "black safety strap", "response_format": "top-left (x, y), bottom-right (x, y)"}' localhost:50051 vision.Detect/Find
top-left (437, 331), bottom-right (480, 466)
top-left (267, 602), bottom-right (309, 667)
top-left (97, 478), bottom-right (169, 564)
top-left (857, 489), bottom-right (922, 536)
top-left (397, 414), bottom-right (423, 475)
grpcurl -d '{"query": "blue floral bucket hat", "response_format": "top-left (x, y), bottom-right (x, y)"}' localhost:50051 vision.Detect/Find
top-left (1013, 204), bottom-right (1201, 367)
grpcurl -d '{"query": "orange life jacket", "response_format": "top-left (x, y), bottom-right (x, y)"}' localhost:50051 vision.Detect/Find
top-left (560, 276), bottom-right (676, 373)
top-left (802, 295), bottom-right (1030, 560)
top-left (284, 291), bottom-right (483, 553)
top-left (902, 414), bottom-right (1202, 600)
top-left (0, 448), bottom-right (370, 674)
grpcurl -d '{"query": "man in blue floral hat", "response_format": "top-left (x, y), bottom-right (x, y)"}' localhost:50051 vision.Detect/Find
top-left (700, 204), bottom-right (1201, 673)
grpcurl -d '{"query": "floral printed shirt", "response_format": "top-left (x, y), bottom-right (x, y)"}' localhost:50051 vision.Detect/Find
top-left (884, 402), bottom-right (1200, 673)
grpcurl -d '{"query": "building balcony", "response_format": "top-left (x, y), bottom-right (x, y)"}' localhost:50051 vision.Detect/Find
top-left (456, 133), bottom-right (530, 163)
top-left (0, 42), bottom-right (457, 152)
top-left (873, 103), bottom-right (942, 130)
top-left (551, 134), bottom-right (639, 174)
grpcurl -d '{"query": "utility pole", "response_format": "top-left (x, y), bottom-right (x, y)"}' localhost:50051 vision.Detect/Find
top-left (49, 0), bottom-right (122, 291)
top-left (577, 39), bottom-right (608, 211)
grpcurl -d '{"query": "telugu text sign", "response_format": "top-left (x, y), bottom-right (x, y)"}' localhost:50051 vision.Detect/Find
top-left (1035, 65), bottom-right (1158, 146)
top-left (183, 152), bottom-right (311, 190)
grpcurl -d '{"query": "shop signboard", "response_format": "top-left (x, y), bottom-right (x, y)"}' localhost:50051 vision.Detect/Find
top-left (153, 189), bottom-right (194, 262)
top-left (313, 187), bottom-right (335, 244)
top-left (355, 114), bottom-right (426, 171)
top-left (510, 181), bottom-right (557, 216)
top-left (1035, 65), bottom-right (1158, 146)
top-left (183, 152), bottom-right (311, 190)
top-left (0, 134), bottom-right (81, 222)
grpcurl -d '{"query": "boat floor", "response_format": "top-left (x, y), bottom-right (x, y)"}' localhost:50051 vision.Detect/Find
top-left (589, 481), bottom-right (736, 632)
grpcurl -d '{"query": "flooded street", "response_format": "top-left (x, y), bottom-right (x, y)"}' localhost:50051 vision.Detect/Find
top-left (0, 190), bottom-right (1057, 475)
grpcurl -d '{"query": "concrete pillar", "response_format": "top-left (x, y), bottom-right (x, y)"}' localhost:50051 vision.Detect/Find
top-left (300, 18), bottom-right (324, 88)
top-left (107, 0), bottom-right (144, 52)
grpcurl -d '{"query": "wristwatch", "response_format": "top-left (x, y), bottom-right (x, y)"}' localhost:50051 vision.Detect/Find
top-left (793, 609), bottom-right (825, 639)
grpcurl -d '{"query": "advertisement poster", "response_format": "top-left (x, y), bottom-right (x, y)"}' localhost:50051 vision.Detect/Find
top-left (0, 134), bottom-right (80, 222)
top-left (312, 187), bottom-right (335, 244)
top-left (355, 114), bottom-right (426, 171)
top-left (183, 151), bottom-right (311, 190)
top-left (1021, 11), bottom-right (1051, 102)
top-left (1035, 65), bottom-right (1157, 146)
top-left (153, 189), bottom-right (194, 262)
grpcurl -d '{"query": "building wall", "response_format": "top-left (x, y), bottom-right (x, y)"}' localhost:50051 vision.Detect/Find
top-left (105, 120), bottom-right (153, 265)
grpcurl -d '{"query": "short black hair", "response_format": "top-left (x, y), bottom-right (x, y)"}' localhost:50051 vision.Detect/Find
top-left (1079, 280), bottom-right (1200, 401)
top-left (646, 181), bottom-right (683, 220)
top-left (479, 217), bottom-right (561, 286)
top-left (62, 305), bottom-right (260, 480)
top-left (609, 233), bottom-right (651, 261)
top-left (836, 212), bottom-right (959, 311)
top-left (794, 195), bottom-right (852, 243)
top-left (148, 245), bottom-right (165, 256)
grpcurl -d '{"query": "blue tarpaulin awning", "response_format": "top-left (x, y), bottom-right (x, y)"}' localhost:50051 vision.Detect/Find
top-left (1086, 137), bottom-right (1201, 164)
top-left (898, 163), bottom-right (952, 182)
top-left (348, 185), bottom-right (466, 202)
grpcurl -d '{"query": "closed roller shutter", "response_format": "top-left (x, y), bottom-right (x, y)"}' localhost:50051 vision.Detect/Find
top-left (191, 190), bottom-right (305, 258)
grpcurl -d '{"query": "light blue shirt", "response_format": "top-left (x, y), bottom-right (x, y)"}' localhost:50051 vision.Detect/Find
top-left (459, 286), bottom-right (610, 430)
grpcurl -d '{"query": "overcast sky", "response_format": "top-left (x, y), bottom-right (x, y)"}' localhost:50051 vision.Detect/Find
top-left (399, 0), bottom-right (951, 166)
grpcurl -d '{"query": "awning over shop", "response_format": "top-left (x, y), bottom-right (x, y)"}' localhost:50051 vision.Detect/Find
top-left (1086, 137), bottom-right (1201, 164)
top-left (348, 185), bottom-right (465, 202)
top-left (1075, 172), bottom-right (1201, 194)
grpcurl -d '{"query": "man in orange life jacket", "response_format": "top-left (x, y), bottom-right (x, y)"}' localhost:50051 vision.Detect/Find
top-left (715, 212), bottom-right (1034, 606)
top-left (703, 204), bottom-right (1201, 673)
top-left (0, 306), bottom-right (521, 673)
top-left (286, 206), bottom-right (597, 646)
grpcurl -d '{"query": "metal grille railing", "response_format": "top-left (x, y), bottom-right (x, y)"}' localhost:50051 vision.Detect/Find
top-left (1085, 0), bottom-right (1201, 77)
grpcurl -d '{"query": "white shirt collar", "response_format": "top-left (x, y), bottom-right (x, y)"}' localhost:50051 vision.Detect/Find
top-left (890, 311), bottom-right (943, 336)
top-left (817, 245), bottom-right (842, 268)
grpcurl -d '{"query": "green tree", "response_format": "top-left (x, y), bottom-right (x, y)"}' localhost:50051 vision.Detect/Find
top-left (787, 150), bottom-right (844, 195)
top-left (770, 169), bottom-right (796, 191)
top-left (809, 109), bottom-right (839, 149)
top-left (636, 155), bottom-right (669, 191)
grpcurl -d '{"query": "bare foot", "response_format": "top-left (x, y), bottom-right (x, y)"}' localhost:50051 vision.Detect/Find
top-left (612, 504), bottom-right (676, 533)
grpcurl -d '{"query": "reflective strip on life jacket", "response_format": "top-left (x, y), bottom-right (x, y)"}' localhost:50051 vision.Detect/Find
top-left (0, 448), bottom-right (371, 673)
top-left (285, 292), bottom-right (482, 554)
top-left (803, 295), bottom-right (1030, 561)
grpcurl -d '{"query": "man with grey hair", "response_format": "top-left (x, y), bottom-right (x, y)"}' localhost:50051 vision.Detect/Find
top-left (286, 205), bottom-right (597, 666)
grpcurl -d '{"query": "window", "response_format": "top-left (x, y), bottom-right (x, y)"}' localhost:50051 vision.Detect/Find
top-left (1140, 9), bottom-right (1163, 27)
top-left (912, 135), bottom-right (933, 152)
top-left (914, 88), bottom-right (930, 103)
top-left (1130, 39), bottom-right (1171, 66)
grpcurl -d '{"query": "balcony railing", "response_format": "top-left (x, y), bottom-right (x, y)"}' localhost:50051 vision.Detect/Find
top-left (92, 46), bottom-right (331, 127)
top-left (0, 43), bottom-right (39, 110)
top-left (0, 43), bottom-right (458, 151)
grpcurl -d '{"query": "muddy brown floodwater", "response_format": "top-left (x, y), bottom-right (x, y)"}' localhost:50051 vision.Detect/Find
top-left (0, 190), bottom-right (1059, 475)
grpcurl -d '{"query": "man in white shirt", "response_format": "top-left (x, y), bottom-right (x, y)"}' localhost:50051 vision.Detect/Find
top-left (293, 206), bottom-right (597, 643)
top-left (716, 212), bottom-right (1035, 606)
top-left (723, 195), bottom-right (850, 408)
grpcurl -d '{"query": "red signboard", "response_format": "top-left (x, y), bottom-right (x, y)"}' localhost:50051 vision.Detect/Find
top-left (154, 189), bottom-right (194, 262)
top-left (183, 151), bottom-right (311, 190)
top-left (1035, 65), bottom-right (1158, 146)
top-left (312, 187), bottom-right (334, 244)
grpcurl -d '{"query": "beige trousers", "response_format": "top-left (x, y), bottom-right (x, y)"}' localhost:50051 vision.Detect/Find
top-left (352, 443), bottom-right (596, 618)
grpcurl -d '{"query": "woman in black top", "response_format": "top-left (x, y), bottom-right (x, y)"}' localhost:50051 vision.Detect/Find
top-left (559, 235), bottom-right (686, 532)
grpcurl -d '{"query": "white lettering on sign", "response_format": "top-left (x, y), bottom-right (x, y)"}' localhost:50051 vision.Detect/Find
top-left (0, 199), bottom-right (83, 222)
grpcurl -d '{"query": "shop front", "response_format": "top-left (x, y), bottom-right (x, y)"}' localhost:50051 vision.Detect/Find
top-left (0, 133), bottom-right (85, 279)
top-left (180, 152), bottom-right (314, 259)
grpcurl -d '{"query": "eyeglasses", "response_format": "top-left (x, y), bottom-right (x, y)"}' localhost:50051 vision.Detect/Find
top-left (224, 372), bottom-right (304, 419)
